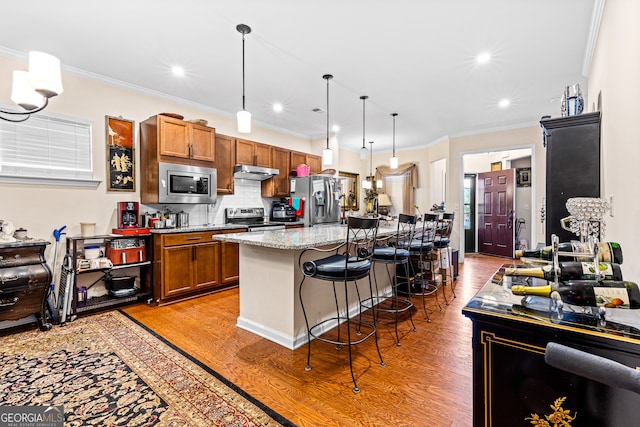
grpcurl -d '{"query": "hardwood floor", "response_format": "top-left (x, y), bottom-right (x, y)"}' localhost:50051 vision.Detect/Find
top-left (123, 254), bottom-right (506, 427)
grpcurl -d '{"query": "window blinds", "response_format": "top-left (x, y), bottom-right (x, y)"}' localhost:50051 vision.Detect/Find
top-left (0, 110), bottom-right (92, 180)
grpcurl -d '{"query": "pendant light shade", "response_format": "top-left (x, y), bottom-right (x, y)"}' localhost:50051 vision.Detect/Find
top-left (237, 110), bottom-right (251, 133)
top-left (322, 74), bottom-right (334, 166)
top-left (359, 96), bottom-right (369, 160)
top-left (1, 51), bottom-right (63, 122)
top-left (236, 24), bottom-right (252, 133)
top-left (390, 113), bottom-right (399, 169)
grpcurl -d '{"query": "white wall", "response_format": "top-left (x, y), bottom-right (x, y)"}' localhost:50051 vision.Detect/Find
top-left (588, 0), bottom-right (640, 280)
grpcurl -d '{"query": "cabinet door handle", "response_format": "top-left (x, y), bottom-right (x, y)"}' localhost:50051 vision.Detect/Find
top-left (0, 275), bottom-right (19, 284)
top-left (186, 237), bottom-right (202, 241)
top-left (0, 296), bottom-right (18, 307)
top-left (188, 144), bottom-right (192, 158)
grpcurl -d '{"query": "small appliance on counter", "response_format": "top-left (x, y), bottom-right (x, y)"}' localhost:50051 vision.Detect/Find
top-left (270, 201), bottom-right (297, 222)
top-left (113, 201), bottom-right (149, 235)
top-left (225, 207), bottom-right (287, 231)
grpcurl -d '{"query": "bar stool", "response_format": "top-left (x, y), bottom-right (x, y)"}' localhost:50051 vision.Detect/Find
top-left (298, 216), bottom-right (384, 393)
top-left (364, 213), bottom-right (417, 346)
top-left (434, 212), bottom-right (455, 303)
top-left (406, 213), bottom-right (443, 321)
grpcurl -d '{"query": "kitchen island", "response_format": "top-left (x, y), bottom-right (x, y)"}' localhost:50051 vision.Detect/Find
top-left (214, 221), bottom-right (398, 349)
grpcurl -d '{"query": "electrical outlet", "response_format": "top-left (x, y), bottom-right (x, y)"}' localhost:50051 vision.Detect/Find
top-left (609, 194), bottom-right (614, 217)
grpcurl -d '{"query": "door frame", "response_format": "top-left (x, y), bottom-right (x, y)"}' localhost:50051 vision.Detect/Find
top-left (457, 145), bottom-right (537, 263)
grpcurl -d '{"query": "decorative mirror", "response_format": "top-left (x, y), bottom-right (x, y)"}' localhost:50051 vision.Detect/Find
top-left (338, 171), bottom-right (359, 211)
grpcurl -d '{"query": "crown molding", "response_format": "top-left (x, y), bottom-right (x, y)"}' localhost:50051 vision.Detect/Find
top-left (582, 0), bottom-right (606, 77)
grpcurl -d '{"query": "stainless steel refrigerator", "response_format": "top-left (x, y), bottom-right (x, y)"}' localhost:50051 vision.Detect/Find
top-left (290, 175), bottom-right (341, 227)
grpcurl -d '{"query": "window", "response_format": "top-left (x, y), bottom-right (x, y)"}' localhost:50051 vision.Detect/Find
top-left (0, 106), bottom-right (96, 186)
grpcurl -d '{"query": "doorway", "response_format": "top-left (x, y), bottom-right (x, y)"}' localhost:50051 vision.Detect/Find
top-left (460, 147), bottom-right (534, 262)
top-left (464, 174), bottom-right (476, 252)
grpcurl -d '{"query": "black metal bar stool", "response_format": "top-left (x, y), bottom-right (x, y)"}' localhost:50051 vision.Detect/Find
top-left (399, 213), bottom-right (443, 321)
top-left (433, 212), bottom-right (455, 303)
top-left (363, 213), bottom-right (417, 346)
top-left (298, 216), bottom-right (384, 393)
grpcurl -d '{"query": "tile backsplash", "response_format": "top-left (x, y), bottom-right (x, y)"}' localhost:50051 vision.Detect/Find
top-left (141, 179), bottom-right (276, 226)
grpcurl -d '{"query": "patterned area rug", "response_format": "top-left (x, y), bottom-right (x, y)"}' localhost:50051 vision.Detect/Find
top-left (0, 310), bottom-right (295, 426)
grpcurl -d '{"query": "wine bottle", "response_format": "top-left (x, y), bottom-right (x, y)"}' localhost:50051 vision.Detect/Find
top-left (511, 280), bottom-right (640, 309)
top-left (504, 262), bottom-right (623, 281)
top-left (515, 241), bottom-right (623, 264)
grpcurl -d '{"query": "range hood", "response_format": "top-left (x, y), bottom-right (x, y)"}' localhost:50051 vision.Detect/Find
top-left (233, 164), bottom-right (279, 181)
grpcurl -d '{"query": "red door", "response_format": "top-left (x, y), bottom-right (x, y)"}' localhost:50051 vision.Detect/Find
top-left (477, 169), bottom-right (515, 258)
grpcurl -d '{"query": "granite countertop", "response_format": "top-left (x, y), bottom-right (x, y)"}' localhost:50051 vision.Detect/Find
top-left (212, 221), bottom-right (399, 250)
top-left (463, 264), bottom-right (640, 342)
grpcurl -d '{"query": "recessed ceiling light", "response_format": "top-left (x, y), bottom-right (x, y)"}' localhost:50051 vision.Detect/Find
top-left (171, 66), bottom-right (185, 76)
top-left (498, 99), bottom-right (510, 108)
top-left (332, 125), bottom-right (340, 133)
top-left (476, 52), bottom-right (491, 64)
top-left (273, 103), bottom-right (283, 112)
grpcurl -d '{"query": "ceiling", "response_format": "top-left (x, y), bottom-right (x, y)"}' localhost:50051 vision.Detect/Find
top-left (0, 0), bottom-right (598, 154)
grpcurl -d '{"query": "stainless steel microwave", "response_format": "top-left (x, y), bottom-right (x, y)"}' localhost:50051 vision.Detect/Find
top-left (158, 162), bottom-right (217, 204)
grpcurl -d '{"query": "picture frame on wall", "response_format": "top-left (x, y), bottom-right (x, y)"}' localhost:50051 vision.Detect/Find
top-left (517, 167), bottom-right (531, 187)
top-left (106, 115), bottom-right (135, 192)
top-left (490, 161), bottom-right (502, 171)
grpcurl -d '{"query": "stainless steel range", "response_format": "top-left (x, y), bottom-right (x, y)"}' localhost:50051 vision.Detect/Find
top-left (225, 207), bottom-right (287, 232)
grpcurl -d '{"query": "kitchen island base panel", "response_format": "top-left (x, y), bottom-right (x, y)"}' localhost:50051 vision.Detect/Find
top-left (237, 244), bottom-right (388, 350)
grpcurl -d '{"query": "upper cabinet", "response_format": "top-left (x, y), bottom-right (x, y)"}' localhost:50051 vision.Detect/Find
top-left (235, 138), bottom-right (271, 168)
top-left (262, 146), bottom-right (291, 197)
top-left (307, 154), bottom-right (322, 174)
top-left (141, 115), bottom-right (215, 167)
top-left (214, 134), bottom-right (235, 195)
top-left (291, 151), bottom-right (322, 175)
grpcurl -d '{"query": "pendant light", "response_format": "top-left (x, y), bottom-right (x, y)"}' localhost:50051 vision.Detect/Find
top-left (359, 96), bottom-right (369, 160)
top-left (322, 74), bottom-right (333, 166)
top-left (236, 24), bottom-right (252, 133)
top-left (390, 113), bottom-right (399, 169)
top-left (1, 51), bottom-right (64, 123)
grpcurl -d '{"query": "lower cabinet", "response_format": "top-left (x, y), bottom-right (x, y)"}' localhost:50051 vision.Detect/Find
top-left (220, 240), bottom-right (239, 284)
top-left (153, 229), bottom-right (243, 304)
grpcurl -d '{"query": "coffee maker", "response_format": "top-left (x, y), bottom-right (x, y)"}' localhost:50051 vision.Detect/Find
top-left (118, 202), bottom-right (139, 228)
top-left (113, 202), bottom-right (150, 235)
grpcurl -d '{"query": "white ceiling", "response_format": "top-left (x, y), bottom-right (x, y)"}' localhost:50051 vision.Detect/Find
top-left (1, 0), bottom-right (598, 154)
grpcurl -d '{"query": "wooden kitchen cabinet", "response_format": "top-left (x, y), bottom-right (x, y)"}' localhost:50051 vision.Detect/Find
top-left (220, 240), bottom-right (240, 284)
top-left (290, 151), bottom-right (322, 174)
top-left (262, 145), bottom-right (291, 197)
top-left (214, 133), bottom-right (235, 195)
top-left (141, 114), bottom-right (215, 167)
top-left (235, 138), bottom-right (271, 168)
top-left (153, 229), bottom-right (244, 305)
top-left (308, 154), bottom-right (322, 174)
top-left (290, 151), bottom-right (307, 171)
